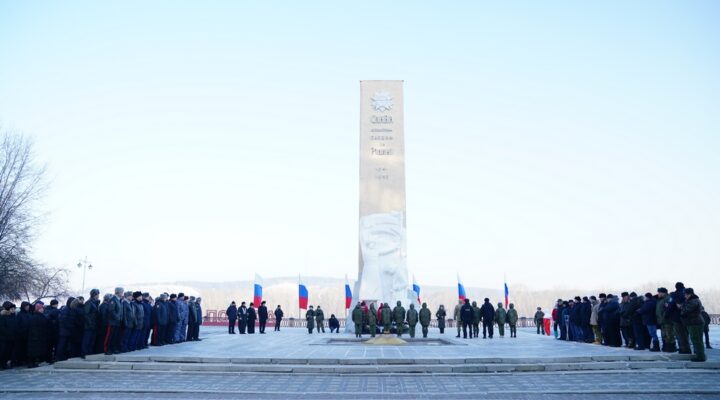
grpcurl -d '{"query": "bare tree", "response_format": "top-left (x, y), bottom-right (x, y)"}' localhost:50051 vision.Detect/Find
top-left (0, 126), bottom-right (65, 301)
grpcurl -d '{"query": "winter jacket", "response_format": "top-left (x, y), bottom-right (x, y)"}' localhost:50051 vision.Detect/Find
top-left (534, 310), bottom-right (545, 323)
top-left (381, 306), bottom-right (392, 325)
top-left (226, 305), bottom-right (237, 321)
top-left (133, 301), bottom-right (144, 330)
top-left (495, 305), bottom-right (507, 325)
top-left (27, 312), bottom-right (49, 359)
top-left (637, 297), bottom-right (658, 326)
top-left (656, 296), bottom-right (670, 325)
top-left (274, 308), bottom-right (284, 320)
top-left (58, 305), bottom-right (75, 337)
top-left (83, 299), bottom-right (100, 330)
top-left (167, 300), bottom-right (179, 324)
top-left (154, 300), bottom-right (168, 326)
top-left (472, 304), bottom-right (481, 325)
top-left (314, 309), bottom-right (324, 323)
top-left (581, 301), bottom-right (592, 326)
top-left (142, 300), bottom-right (152, 328)
top-left (666, 288), bottom-right (685, 323)
top-left (122, 300), bottom-right (135, 329)
top-left (367, 307), bottom-right (377, 325)
top-left (460, 303), bottom-right (474, 324)
top-left (177, 300), bottom-right (188, 324)
top-left (480, 301), bottom-right (495, 322)
top-left (108, 296), bottom-right (123, 327)
top-left (258, 305), bottom-right (269, 322)
top-left (406, 307), bottom-right (418, 326)
top-left (351, 306), bottom-right (363, 324)
top-left (508, 305), bottom-right (518, 326)
top-left (419, 306), bottom-right (431, 327)
top-left (603, 299), bottom-right (621, 326)
top-left (590, 301), bottom-right (600, 326)
top-left (0, 310), bottom-right (17, 342)
top-left (393, 305), bottom-right (406, 324)
top-left (680, 295), bottom-right (704, 326)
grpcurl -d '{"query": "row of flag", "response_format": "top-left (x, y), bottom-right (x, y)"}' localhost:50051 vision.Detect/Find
top-left (252, 273), bottom-right (510, 310)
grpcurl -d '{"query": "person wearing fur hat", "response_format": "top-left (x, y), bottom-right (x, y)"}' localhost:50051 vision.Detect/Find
top-left (0, 302), bottom-right (17, 369)
top-left (26, 302), bottom-right (49, 368)
top-left (81, 289), bottom-right (101, 358)
top-left (680, 288), bottom-right (706, 362)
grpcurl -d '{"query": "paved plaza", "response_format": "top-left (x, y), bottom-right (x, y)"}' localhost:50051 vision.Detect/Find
top-left (1, 327), bottom-right (718, 399)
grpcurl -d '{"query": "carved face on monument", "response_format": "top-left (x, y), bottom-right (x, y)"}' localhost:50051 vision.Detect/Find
top-left (359, 211), bottom-right (410, 305)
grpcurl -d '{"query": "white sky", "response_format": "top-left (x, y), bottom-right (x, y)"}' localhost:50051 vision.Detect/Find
top-left (0, 1), bottom-right (718, 292)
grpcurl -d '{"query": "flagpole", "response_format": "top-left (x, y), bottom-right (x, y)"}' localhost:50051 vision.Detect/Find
top-left (344, 274), bottom-right (348, 320)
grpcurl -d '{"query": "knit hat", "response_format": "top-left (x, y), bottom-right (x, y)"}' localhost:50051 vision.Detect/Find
top-left (685, 288), bottom-right (695, 295)
top-left (645, 292), bottom-right (653, 299)
top-left (2, 301), bottom-right (13, 311)
top-left (657, 287), bottom-right (668, 294)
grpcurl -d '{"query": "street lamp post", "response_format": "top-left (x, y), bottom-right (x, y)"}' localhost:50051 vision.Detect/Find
top-left (77, 257), bottom-right (93, 294)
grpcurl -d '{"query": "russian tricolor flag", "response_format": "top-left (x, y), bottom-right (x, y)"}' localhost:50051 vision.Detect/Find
top-left (344, 275), bottom-right (352, 309)
top-left (457, 273), bottom-right (466, 301)
top-left (504, 281), bottom-right (509, 309)
top-left (253, 273), bottom-right (263, 305)
top-left (299, 274), bottom-right (309, 310)
top-left (412, 274), bottom-right (421, 303)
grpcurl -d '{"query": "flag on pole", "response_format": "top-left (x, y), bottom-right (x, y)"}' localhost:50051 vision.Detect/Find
top-left (298, 274), bottom-right (309, 310)
top-left (504, 281), bottom-right (509, 309)
top-left (253, 273), bottom-right (263, 306)
top-left (412, 274), bottom-right (421, 303)
top-left (457, 273), bottom-right (466, 301)
top-left (344, 275), bottom-right (352, 309)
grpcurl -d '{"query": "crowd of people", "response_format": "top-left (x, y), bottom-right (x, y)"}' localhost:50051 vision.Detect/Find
top-left (0, 287), bottom-right (203, 369)
top-left (225, 300), bottom-right (284, 334)
top-left (552, 283), bottom-right (712, 362)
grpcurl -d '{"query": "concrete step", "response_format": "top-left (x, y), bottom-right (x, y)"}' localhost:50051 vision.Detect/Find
top-left (53, 359), bottom-right (720, 374)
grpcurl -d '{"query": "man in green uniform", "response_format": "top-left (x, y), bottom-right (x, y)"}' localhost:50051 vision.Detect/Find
top-left (495, 302), bottom-right (507, 338)
top-left (393, 301), bottom-right (406, 337)
top-left (471, 301), bottom-right (481, 338)
top-left (305, 306), bottom-right (315, 334)
top-left (315, 306), bottom-right (325, 333)
top-left (381, 303), bottom-right (392, 333)
top-left (406, 303), bottom-right (418, 338)
top-left (507, 303), bottom-right (519, 338)
top-left (656, 288), bottom-right (676, 352)
top-left (680, 288), bottom-right (706, 362)
top-left (419, 303), bottom-right (431, 338)
top-left (454, 299), bottom-right (462, 338)
top-left (351, 303), bottom-right (363, 338)
top-left (368, 303), bottom-right (377, 337)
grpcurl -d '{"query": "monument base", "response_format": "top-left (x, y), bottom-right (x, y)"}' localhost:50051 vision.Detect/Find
top-left (364, 334), bottom-right (407, 346)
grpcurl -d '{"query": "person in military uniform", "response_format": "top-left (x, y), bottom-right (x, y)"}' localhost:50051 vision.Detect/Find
top-left (435, 305), bottom-right (446, 334)
top-left (406, 304), bottom-right (418, 338)
top-left (305, 306), bottom-right (316, 334)
top-left (507, 303), bottom-right (518, 338)
top-left (680, 288), bottom-right (706, 362)
top-left (471, 301), bottom-right (480, 338)
top-left (656, 288), bottom-right (676, 352)
top-left (495, 302), bottom-right (507, 338)
top-left (315, 306), bottom-right (325, 333)
top-left (381, 303), bottom-right (392, 334)
top-left (534, 307), bottom-right (545, 335)
top-left (667, 282), bottom-right (691, 354)
top-left (393, 301), bottom-right (406, 337)
top-left (419, 303), bottom-right (431, 338)
top-left (454, 299), bottom-right (462, 338)
top-left (351, 303), bottom-right (363, 338)
top-left (368, 303), bottom-right (377, 337)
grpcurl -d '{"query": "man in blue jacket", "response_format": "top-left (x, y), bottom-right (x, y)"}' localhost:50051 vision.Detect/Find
top-left (480, 298), bottom-right (495, 339)
top-left (226, 302), bottom-right (237, 334)
top-left (166, 294), bottom-right (179, 344)
top-left (152, 294), bottom-right (169, 346)
top-left (638, 292), bottom-right (660, 351)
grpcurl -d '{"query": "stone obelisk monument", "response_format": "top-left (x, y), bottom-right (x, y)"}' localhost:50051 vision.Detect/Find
top-left (353, 80), bottom-right (415, 320)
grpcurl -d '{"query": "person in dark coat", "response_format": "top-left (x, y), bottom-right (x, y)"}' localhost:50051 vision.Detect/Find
top-left (69, 297), bottom-right (85, 358)
top-left (435, 305), bottom-right (446, 334)
top-left (258, 301), bottom-right (269, 334)
top-left (626, 292), bottom-right (647, 350)
top-left (569, 297), bottom-right (582, 342)
top-left (105, 288), bottom-right (124, 354)
top-left (328, 314), bottom-right (340, 333)
top-left (480, 298), bottom-right (495, 339)
top-left (14, 301), bottom-right (31, 366)
top-left (192, 297), bottom-right (202, 340)
top-left (237, 302), bottom-right (248, 334)
top-left (680, 288), bottom-right (706, 362)
top-left (701, 309), bottom-right (712, 349)
top-left (152, 294), bottom-right (169, 346)
top-left (81, 289), bottom-right (101, 358)
top-left (166, 294), bottom-right (179, 344)
top-left (666, 282), bottom-right (691, 354)
top-left (226, 302), bottom-right (237, 334)
top-left (131, 292), bottom-right (145, 351)
top-left (121, 291), bottom-right (135, 352)
top-left (274, 305), bottom-right (283, 331)
top-left (460, 299), bottom-right (473, 339)
top-left (246, 303), bottom-right (257, 334)
top-left (141, 293), bottom-right (153, 349)
top-left (186, 297), bottom-right (198, 341)
top-left (96, 294), bottom-right (110, 355)
top-left (581, 297), bottom-right (593, 343)
top-left (44, 299), bottom-right (60, 362)
top-left (618, 292), bottom-right (634, 348)
top-left (314, 305), bottom-right (325, 334)
top-left (602, 295), bottom-right (622, 347)
top-left (56, 298), bottom-right (75, 361)
top-left (0, 302), bottom-right (17, 369)
top-left (26, 303), bottom-right (49, 368)
top-left (638, 293), bottom-right (660, 351)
